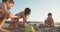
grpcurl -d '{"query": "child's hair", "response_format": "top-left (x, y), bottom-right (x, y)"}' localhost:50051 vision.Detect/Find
top-left (48, 13), bottom-right (52, 16)
top-left (2, 0), bottom-right (8, 2)
top-left (2, 0), bottom-right (14, 4)
top-left (9, 0), bottom-right (14, 5)
top-left (24, 8), bottom-right (31, 16)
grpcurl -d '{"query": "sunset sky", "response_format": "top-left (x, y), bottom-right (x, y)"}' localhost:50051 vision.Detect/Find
top-left (0, 0), bottom-right (60, 23)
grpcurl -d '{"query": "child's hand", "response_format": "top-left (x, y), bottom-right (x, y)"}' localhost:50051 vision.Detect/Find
top-left (11, 16), bottom-right (18, 18)
top-left (14, 16), bottom-right (18, 18)
top-left (9, 13), bottom-right (19, 18)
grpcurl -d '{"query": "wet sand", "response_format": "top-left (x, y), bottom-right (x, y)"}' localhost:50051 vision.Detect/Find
top-left (1, 27), bottom-right (60, 32)
top-left (1, 23), bottom-right (60, 32)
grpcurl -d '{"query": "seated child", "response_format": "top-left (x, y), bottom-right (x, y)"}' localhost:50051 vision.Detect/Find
top-left (45, 13), bottom-right (54, 27)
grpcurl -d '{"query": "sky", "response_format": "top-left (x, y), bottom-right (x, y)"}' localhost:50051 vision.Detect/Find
top-left (0, 0), bottom-right (60, 23)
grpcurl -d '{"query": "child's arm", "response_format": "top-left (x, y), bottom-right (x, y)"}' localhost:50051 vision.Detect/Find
top-left (9, 13), bottom-right (18, 18)
top-left (0, 18), bottom-right (7, 29)
top-left (23, 16), bottom-right (27, 25)
top-left (52, 19), bottom-right (54, 26)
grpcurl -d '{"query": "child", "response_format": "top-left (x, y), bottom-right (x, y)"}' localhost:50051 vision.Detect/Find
top-left (16, 7), bottom-right (31, 26)
top-left (0, 3), bottom-right (9, 32)
top-left (0, 0), bottom-right (17, 32)
top-left (10, 8), bottom-right (31, 29)
top-left (45, 13), bottom-right (54, 27)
